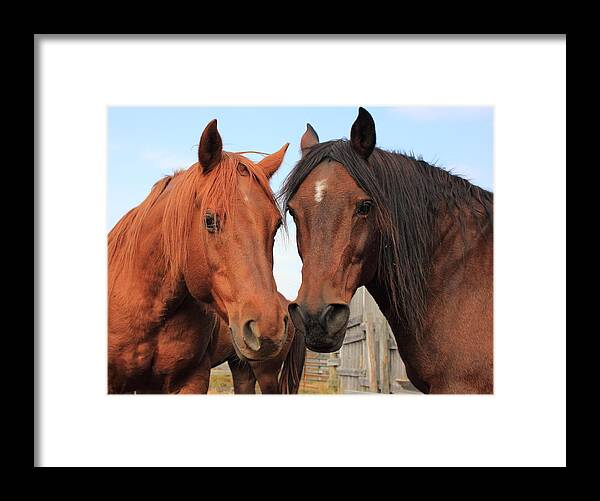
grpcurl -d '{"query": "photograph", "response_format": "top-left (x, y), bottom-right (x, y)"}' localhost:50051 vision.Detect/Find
top-left (36, 35), bottom-right (565, 467)
top-left (107, 106), bottom-right (493, 395)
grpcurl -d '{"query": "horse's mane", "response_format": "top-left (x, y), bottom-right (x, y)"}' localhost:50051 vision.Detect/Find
top-left (108, 152), bottom-right (277, 290)
top-left (108, 175), bottom-right (173, 290)
top-left (278, 323), bottom-right (306, 394)
top-left (279, 139), bottom-right (493, 336)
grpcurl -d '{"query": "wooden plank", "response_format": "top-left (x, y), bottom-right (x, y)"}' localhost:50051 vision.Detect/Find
top-left (337, 368), bottom-right (366, 377)
top-left (364, 315), bottom-right (379, 393)
top-left (379, 321), bottom-right (391, 394)
top-left (326, 352), bottom-right (339, 393)
top-left (346, 315), bottom-right (363, 329)
top-left (343, 328), bottom-right (366, 345)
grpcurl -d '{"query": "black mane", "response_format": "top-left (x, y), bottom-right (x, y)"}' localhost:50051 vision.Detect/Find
top-left (279, 139), bottom-right (493, 336)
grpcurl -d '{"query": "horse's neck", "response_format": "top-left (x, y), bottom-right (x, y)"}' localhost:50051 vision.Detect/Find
top-left (429, 209), bottom-right (493, 286)
top-left (366, 207), bottom-right (492, 351)
top-left (111, 204), bottom-right (187, 333)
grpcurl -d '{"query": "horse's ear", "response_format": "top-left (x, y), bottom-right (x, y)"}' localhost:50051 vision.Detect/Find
top-left (198, 119), bottom-right (223, 173)
top-left (257, 143), bottom-right (289, 179)
top-left (300, 123), bottom-right (319, 157)
top-left (350, 107), bottom-right (376, 160)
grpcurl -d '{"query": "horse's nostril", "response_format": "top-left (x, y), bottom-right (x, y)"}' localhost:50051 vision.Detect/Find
top-left (323, 303), bottom-right (350, 334)
top-left (288, 303), bottom-right (307, 333)
top-left (319, 305), bottom-right (333, 327)
top-left (242, 320), bottom-right (261, 352)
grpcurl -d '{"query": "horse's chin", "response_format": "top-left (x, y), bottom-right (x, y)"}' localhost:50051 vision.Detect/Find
top-left (305, 327), bottom-right (346, 353)
top-left (230, 334), bottom-right (277, 363)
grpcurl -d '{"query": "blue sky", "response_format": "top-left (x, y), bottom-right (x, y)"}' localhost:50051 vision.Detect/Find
top-left (108, 106), bottom-right (493, 299)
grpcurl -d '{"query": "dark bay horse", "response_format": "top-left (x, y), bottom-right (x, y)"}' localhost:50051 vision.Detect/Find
top-left (281, 108), bottom-right (493, 394)
top-left (108, 119), bottom-right (296, 393)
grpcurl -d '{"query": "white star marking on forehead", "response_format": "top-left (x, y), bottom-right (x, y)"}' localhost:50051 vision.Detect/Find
top-left (314, 179), bottom-right (327, 203)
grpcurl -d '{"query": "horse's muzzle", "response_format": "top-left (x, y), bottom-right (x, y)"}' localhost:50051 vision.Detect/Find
top-left (230, 315), bottom-right (288, 361)
top-left (288, 302), bottom-right (349, 353)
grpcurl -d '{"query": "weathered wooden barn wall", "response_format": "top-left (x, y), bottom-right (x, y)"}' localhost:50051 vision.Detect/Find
top-left (336, 287), bottom-right (418, 393)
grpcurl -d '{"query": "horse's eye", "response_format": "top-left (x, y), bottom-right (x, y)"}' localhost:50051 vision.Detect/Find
top-left (204, 212), bottom-right (219, 233)
top-left (356, 200), bottom-right (373, 216)
top-left (237, 164), bottom-right (249, 176)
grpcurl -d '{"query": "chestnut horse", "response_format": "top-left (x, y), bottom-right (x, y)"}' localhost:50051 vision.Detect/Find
top-left (282, 108), bottom-right (493, 394)
top-left (108, 119), bottom-right (298, 393)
